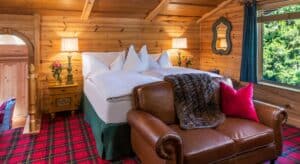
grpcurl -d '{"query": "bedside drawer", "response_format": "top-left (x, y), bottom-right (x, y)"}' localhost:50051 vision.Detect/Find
top-left (49, 94), bottom-right (78, 112)
top-left (49, 87), bottom-right (78, 95)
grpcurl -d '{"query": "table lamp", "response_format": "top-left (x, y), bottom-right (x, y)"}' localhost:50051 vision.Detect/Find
top-left (172, 37), bottom-right (187, 66)
top-left (61, 37), bottom-right (78, 85)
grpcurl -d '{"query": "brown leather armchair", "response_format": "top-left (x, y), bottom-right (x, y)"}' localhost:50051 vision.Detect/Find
top-left (128, 81), bottom-right (287, 164)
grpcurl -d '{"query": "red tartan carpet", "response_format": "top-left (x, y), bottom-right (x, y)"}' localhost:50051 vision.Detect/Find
top-left (0, 113), bottom-right (300, 164)
top-left (0, 114), bottom-right (137, 164)
top-left (277, 125), bottom-right (300, 164)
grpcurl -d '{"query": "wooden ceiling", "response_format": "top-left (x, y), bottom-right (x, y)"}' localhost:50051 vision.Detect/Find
top-left (0, 0), bottom-right (226, 22)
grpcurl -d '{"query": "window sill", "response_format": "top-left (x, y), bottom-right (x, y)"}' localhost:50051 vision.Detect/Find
top-left (258, 81), bottom-right (300, 93)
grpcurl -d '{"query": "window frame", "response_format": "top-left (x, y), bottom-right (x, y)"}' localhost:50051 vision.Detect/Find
top-left (257, 5), bottom-right (300, 92)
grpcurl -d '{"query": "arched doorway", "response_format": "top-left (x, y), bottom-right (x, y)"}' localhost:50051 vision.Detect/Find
top-left (0, 27), bottom-right (39, 133)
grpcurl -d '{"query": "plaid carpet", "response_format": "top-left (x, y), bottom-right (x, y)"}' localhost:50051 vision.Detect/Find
top-left (276, 125), bottom-right (300, 164)
top-left (1, 114), bottom-right (300, 164)
top-left (0, 114), bottom-right (137, 164)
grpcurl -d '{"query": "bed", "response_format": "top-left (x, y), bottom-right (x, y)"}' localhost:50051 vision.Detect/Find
top-left (82, 51), bottom-right (221, 160)
top-left (142, 66), bottom-right (221, 79)
top-left (82, 52), bottom-right (163, 160)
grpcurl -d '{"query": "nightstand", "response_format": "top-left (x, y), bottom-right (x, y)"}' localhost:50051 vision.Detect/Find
top-left (46, 83), bottom-right (81, 119)
top-left (208, 69), bottom-right (220, 74)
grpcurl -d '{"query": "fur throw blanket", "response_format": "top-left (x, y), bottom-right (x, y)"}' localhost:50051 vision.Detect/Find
top-left (164, 73), bottom-right (225, 129)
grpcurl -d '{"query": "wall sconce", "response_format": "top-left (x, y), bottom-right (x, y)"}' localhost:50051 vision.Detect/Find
top-left (172, 37), bottom-right (187, 66)
top-left (61, 37), bottom-right (78, 85)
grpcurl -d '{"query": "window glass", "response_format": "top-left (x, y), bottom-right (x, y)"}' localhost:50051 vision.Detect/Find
top-left (0, 35), bottom-right (25, 45)
top-left (259, 5), bottom-right (300, 88)
top-left (262, 4), bottom-right (300, 16)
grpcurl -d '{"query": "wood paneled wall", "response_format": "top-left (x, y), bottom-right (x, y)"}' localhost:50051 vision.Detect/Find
top-left (39, 16), bottom-right (200, 111)
top-left (199, 1), bottom-right (300, 127)
top-left (199, 1), bottom-right (244, 80)
top-left (0, 14), bottom-right (35, 44)
top-left (0, 14), bottom-right (38, 123)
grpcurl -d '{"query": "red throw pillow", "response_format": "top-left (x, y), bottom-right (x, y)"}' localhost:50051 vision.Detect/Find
top-left (220, 82), bottom-right (259, 122)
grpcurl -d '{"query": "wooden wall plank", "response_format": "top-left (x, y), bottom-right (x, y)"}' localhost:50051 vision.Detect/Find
top-left (198, 0), bottom-right (300, 127)
top-left (39, 16), bottom-right (200, 112)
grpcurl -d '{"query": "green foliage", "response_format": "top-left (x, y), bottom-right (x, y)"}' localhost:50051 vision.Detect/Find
top-left (267, 4), bottom-right (300, 15)
top-left (262, 5), bottom-right (300, 87)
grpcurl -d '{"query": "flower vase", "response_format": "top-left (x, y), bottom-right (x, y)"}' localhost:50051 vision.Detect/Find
top-left (54, 73), bottom-right (62, 86)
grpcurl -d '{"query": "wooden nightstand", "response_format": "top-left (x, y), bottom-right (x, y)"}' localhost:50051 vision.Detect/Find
top-left (46, 83), bottom-right (81, 119)
top-left (208, 69), bottom-right (220, 74)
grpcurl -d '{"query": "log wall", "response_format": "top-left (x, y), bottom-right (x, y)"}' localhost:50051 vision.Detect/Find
top-left (39, 16), bottom-right (200, 112)
top-left (199, 1), bottom-right (300, 127)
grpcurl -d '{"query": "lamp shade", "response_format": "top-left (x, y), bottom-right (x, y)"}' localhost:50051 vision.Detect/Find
top-left (172, 38), bottom-right (187, 49)
top-left (61, 37), bottom-right (78, 52)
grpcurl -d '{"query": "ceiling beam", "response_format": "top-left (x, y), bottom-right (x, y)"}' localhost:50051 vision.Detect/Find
top-left (145, 0), bottom-right (170, 21)
top-left (169, 2), bottom-right (217, 8)
top-left (196, 0), bottom-right (234, 23)
top-left (81, 0), bottom-right (96, 20)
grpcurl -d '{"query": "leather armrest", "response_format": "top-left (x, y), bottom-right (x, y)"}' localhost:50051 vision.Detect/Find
top-left (127, 110), bottom-right (183, 162)
top-left (254, 100), bottom-right (288, 156)
top-left (254, 100), bottom-right (287, 126)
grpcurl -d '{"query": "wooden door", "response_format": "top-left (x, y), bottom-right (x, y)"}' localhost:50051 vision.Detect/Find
top-left (0, 45), bottom-right (28, 121)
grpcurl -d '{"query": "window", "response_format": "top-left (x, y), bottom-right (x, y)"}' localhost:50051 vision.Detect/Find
top-left (257, 4), bottom-right (300, 89)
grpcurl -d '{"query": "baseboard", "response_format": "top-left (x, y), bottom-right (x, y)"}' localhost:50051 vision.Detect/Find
top-left (12, 116), bottom-right (26, 128)
top-left (287, 116), bottom-right (300, 128)
top-left (23, 115), bottom-right (41, 134)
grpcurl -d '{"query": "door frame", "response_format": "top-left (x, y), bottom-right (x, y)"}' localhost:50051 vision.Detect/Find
top-left (0, 27), bottom-right (39, 133)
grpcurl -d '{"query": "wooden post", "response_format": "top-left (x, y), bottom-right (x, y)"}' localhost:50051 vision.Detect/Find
top-left (27, 64), bottom-right (40, 133)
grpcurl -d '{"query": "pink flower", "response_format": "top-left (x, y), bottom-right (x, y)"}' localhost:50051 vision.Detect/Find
top-left (52, 60), bottom-right (62, 69)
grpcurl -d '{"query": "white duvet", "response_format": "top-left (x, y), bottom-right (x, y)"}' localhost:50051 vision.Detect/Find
top-left (88, 71), bottom-right (162, 100)
top-left (142, 67), bottom-right (221, 79)
top-left (88, 67), bottom-right (221, 100)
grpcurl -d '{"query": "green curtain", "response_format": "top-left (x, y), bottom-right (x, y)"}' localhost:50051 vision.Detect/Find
top-left (240, 1), bottom-right (258, 83)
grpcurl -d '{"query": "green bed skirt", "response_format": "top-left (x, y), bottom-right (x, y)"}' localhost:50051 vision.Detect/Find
top-left (83, 95), bottom-right (133, 160)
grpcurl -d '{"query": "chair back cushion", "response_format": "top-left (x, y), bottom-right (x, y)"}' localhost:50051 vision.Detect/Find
top-left (0, 98), bottom-right (16, 132)
top-left (0, 101), bottom-right (7, 124)
top-left (133, 81), bottom-right (176, 124)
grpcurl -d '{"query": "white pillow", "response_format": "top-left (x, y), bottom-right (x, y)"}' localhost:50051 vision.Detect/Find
top-left (82, 51), bottom-right (125, 77)
top-left (158, 51), bottom-right (172, 68)
top-left (123, 45), bottom-right (148, 72)
top-left (110, 53), bottom-right (125, 71)
top-left (148, 52), bottom-right (172, 69)
top-left (88, 55), bottom-right (109, 77)
top-left (148, 54), bottom-right (161, 69)
top-left (92, 51), bottom-right (126, 66)
top-left (139, 45), bottom-right (148, 56)
top-left (139, 45), bottom-right (149, 70)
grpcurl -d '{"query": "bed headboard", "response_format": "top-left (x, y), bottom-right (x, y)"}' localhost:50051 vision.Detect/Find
top-left (82, 52), bottom-right (92, 78)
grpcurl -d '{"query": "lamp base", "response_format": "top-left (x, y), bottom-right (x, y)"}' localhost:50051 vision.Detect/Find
top-left (177, 51), bottom-right (182, 66)
top-left (66, 55), bottom-right (74, 85)
top-left (66, 74), bottom-right (74, 85)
